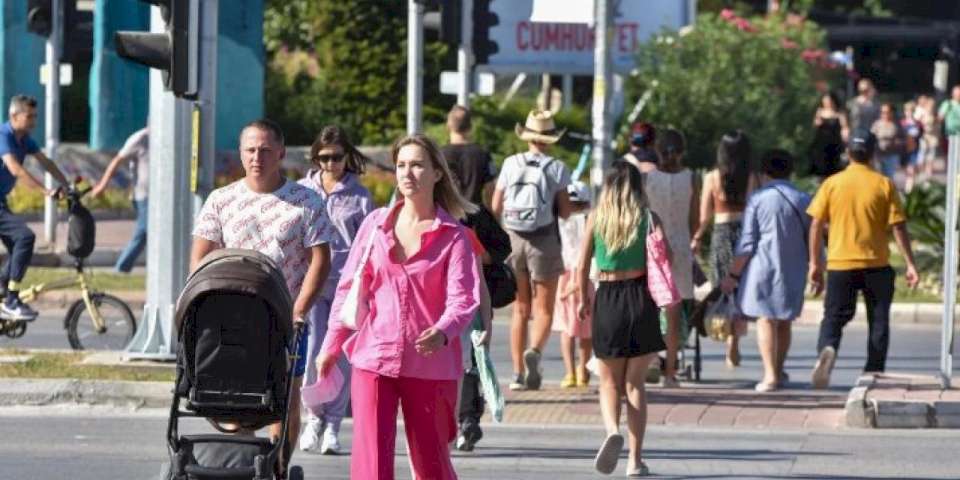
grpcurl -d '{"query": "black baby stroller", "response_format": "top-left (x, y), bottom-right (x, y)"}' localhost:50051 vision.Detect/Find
top-left (166, 249), bottom-right (305, 480)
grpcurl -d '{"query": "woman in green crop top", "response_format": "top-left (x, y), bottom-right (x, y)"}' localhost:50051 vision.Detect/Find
top-left (577, 161), bottom-right (666, 477)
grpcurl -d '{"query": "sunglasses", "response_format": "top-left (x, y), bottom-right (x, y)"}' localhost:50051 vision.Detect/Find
top-left (315, 153), bottom-right (345, 163)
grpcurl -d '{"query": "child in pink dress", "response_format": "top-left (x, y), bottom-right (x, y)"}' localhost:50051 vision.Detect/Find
top-left (554, 181), bottom-right (594, 388)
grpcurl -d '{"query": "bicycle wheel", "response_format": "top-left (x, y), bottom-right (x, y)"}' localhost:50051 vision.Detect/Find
top-left (66, 293), bottom-right (137, 351)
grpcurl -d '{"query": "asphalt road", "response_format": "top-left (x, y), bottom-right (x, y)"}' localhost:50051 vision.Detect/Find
top-left (3, 308), bottom-right (954, 390)
top-left (0, 405), bottom-right (958, 480)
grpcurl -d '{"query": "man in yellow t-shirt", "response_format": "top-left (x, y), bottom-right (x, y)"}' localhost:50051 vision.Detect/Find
top-left (806, 133), bottom-right (919, 389)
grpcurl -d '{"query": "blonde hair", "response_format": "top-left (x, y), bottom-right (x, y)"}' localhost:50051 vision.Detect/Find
top-left (594, 161), bottom-right (647, 253)
top-left (391, 134), bottom-right (477, 219)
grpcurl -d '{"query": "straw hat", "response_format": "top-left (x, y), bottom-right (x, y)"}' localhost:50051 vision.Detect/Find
top-left (515, 110), bottom-right (566, 144)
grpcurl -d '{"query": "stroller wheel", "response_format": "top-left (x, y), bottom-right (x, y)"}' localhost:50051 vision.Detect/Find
top-left (287, 465), bottom-right (304, 480)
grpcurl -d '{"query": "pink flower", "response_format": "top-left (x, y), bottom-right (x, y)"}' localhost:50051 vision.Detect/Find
top-left (720, 9), bottom-right (737, 21)
top-left (735, 18), bottom-right (756, 33)
top-left (781, 38), bottom-right (798, 50)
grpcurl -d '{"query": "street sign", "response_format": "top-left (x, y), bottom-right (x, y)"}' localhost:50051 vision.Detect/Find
top-left (481, 0), bottom-right (693, 74)
top-left (39, 63), bottom-right (72, 86)
top-left (530, 0), bottom-right (594, 24)
top-left (440, 71), bottom-right (495, 96)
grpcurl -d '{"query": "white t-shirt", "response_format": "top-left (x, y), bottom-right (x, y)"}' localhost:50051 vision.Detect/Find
top-left (558, 212), bottom-right (587, 270)
top-left (192, 179), bottom-right (334, 299)
top-left (119, 128), bottom-right (149, 201)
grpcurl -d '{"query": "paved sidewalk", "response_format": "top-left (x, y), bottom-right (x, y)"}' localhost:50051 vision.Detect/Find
top-left (492, 382), bottom-right (847, 430)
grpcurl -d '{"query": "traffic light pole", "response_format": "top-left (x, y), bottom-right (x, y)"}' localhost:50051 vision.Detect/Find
top-left (43, 0), bottom-right (62, 246)
top-left (407, 0), bottom-right (424, 135)
top-left (590, 0), bottom-right (613, 190)
top-left (194, 0), bottom-right (217, 212)
top-left (941, 135), bottom-right (960, 388)
top-left (457, 0), bottom-right (473, 107)
top-left (124, 5), bottom-right (194, 361)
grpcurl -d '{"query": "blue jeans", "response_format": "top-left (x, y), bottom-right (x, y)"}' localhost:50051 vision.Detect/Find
top-left (878, 154), bottom-right (900, 179)
top-left (115, 199), bottom-right (147, 273)
top-left (0, 204), bottom-right (36, 285)
top-left (303, 295), bottom-right (352, 431)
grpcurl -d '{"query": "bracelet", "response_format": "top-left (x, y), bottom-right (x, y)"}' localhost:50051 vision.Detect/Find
top-left (728, 273), bottom-right (741, 280)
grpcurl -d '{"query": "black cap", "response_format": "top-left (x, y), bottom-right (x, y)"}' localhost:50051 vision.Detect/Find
top-left (848, 132), bottom-right (876, 157)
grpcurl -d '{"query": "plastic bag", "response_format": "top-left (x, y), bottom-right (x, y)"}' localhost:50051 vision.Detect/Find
top-left (472, 330), bottom-right (505, 423)
top-left (705, 293), bottom-right (740, 342)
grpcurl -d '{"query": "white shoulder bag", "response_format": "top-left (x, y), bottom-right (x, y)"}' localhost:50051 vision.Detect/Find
top-left (339, 223), bottom-right (378, 330)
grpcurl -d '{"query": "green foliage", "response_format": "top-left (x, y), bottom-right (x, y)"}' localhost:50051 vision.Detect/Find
top-left (7, 185), bottom-right (132, 214)
top-left (263, 0), bottom-right (448, 146)
top-left (628, 11), bottom-right (839, 169)
top-left (902, 182), bottom-right (946, 277)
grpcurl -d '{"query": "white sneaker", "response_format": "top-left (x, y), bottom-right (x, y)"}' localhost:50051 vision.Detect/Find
top-left (298, 417), bottom-right (322, 452)
top-left (811, 346), bottom-right (836, 390)
top-left (320, 427), bottom-right (341, 455)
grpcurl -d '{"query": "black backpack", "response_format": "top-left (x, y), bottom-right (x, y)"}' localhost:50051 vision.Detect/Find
top-left (464, 206), bottom-right (516, 308)
top-left (67, 201), bottom-right (96, 259)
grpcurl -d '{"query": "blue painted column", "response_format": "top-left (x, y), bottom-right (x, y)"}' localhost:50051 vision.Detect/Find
top-left (217, 0), bottom-right (264, 150)
top-left (89, 0), bottom-right (149, 150)
top-left (0, 0), bottom-right (48, 140)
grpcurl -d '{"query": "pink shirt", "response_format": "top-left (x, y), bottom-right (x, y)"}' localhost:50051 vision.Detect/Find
top-left (321, 202), bottom-right (480, 381)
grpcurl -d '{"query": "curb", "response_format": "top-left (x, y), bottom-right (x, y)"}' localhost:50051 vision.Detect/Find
top-left (0, 378), bottom-right (171, 408)
top-left (844, 374), bottom-right (960, 428)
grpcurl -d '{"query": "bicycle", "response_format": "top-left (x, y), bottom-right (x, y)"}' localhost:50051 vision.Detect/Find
top-left (0, 180), bottom-right (137, 350)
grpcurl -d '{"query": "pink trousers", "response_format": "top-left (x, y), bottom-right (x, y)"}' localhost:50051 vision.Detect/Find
top-left (350, 368), bottom-right (459, 480)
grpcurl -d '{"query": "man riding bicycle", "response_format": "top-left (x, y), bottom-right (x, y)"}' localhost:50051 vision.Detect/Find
top-left (0, 95), bottom-right (69, 320)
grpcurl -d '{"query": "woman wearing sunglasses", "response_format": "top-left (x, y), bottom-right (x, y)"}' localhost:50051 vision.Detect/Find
top-left (297, 125), bottom-right (374, 455)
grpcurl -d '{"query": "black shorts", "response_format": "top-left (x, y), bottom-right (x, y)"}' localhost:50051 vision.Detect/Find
top-left (592, 277), bottom-right (666, 359)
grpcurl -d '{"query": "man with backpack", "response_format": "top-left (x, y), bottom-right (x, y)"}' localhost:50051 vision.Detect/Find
top-left (492, 109), bottom-right (580, 391)
top-left (0, 95), bottom-right (70, 321)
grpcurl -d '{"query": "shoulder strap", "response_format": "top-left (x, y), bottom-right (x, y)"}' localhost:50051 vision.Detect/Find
top-left (770, 186), bottom-right (808, 248)
top-left (352, 211), bottom-right (380, 282)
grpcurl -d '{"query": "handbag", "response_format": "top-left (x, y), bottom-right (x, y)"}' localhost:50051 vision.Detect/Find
top-left (645, 210), bottom-right (681, 307)
top-left (484, 261), bottom-right (517, 309)
top-left (339, 220), bottom-right (378, 330)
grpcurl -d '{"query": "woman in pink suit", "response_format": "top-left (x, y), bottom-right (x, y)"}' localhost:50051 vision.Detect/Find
top-left (316, 134), bottom-right (479, 479)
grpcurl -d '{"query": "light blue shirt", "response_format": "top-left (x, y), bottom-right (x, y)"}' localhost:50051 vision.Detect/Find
top-left (735, 180), bottom-right (811, 320)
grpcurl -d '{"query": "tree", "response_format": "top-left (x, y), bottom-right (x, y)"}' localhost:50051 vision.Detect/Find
top-left (627, 10), bottom-right (840, 170)
top-left (263, 0), bottom-right (447, 145)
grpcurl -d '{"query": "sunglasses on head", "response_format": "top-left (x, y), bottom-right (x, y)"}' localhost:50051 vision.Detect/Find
top-left (315, 153), bottom-right (345, 163)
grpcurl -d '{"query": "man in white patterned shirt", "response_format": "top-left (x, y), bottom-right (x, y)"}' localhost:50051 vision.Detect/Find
top-left (191, 119), bottom-right (332, 472)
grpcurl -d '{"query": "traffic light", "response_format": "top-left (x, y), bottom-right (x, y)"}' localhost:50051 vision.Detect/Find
top-left (26, 0), bottom-right (52, 37)
top-left (25, 1), bottom-right (92, 62)
top-left (423, 0), bottom-right (462, 46)
top-left (472, 0), bottom-right (499, 64)
top-left (114, 0), bottom-right (199, 99)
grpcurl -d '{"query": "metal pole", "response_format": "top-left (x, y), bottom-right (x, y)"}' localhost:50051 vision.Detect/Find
top-left (846, 46), bottom-right (855, 103)
top-left (941, 135), bottom-right (960, 388)
top-left (43, 0), bottom-right (62, 246)
top-left (540, 73), bottom-right (551, 110)
top-left (194, 0), bottom-right (217, 214)
top-left (457, 0), bottom-right (473, 107)
top-left (562, 74), bottom-right (573, 110)
top-left (407, 0), bottom-right (424, 135)
top-left (590, 0), bottom-right (613, 191)
top-left (124, 5), bottom-right (193, 361)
